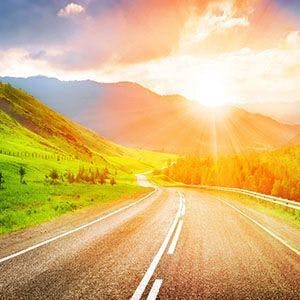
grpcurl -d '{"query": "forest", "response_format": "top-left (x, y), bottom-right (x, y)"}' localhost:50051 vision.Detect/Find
top-left (163, 146), bottom-right (300, 201)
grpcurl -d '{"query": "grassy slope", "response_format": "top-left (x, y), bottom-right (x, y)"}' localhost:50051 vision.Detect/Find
top-left (0, 83), bottom-right (175, 234)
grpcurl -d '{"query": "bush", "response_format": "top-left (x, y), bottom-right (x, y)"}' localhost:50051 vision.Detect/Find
top-left (110, 177), bottom-right (116, 186)
top-left (49, 169), bottom-right (59, 185)
top-left (19, 166), bottom-right (26, 184)
top-left (0, 172), bottom-right (5, 189)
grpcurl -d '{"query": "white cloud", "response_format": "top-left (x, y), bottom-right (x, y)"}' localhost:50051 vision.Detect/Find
top-left (179, 0), bottom-right (249, 49)
top-left (57, 3), bottom-right (85, 17)
top-left (97, 44), bottom-right (300, 106)
top-left (286, 31), bottom-right (300, 48)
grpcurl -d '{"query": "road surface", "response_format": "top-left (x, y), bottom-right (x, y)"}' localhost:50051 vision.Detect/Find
top-left (0, 175), bottom-right (299, 299)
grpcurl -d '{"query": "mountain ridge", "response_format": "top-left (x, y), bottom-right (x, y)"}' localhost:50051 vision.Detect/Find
top-left (1, 76), bottom-right (299, 155)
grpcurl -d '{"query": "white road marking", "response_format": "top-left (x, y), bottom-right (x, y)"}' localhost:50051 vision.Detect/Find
top-left (146, 279), bottom-right (163, 300)
top-left (168, 220), bottom-right (183, 255)
top-left (178, 192), bottom-right (185, 216)
top-left (131, 196), bottom-right (183, 300)
top-left (222, 200), bottom-right (300, 256)
top-left (181, 204), bottom-right (185, 216)
top-left (0, 188), bottom-right (159, 264)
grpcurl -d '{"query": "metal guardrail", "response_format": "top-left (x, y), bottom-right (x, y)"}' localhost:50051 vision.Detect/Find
top-left (198, 185), bottom-right (300, 210)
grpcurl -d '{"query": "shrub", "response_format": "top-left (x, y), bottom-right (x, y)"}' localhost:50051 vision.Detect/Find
top-left (110, 177), bottom-right (116, 186)
top-left (0, 172), bottom-right (5, 189)
top-left (19, 166), bottom-right (26, 184)
top-left (49, 169), bottom-right (59, 185)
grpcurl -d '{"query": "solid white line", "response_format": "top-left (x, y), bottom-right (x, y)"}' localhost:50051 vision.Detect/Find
top-left (221, 200), bottom-right (300, 256)
top-left (131, 196), bottom-right (183, 300)
top-left (146, 279), bottom-right (163, 300)
top-left (0, 189), bottom-right (159, 264)
top-left (168, 220), bottom-right (183, 255)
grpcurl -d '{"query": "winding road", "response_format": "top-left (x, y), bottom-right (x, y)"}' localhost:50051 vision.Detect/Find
top-left (0, 174), bottom-right (299, 299)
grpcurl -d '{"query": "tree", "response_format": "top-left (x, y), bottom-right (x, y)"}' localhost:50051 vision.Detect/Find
top-left (99, 173), bottom-right (106, 185)
top-left (0, 172), bottom-right (4, 189)
top-left (65, 170), bottom-right (75, 184)
top-left (49, 169), bottom-right (59, 185)
top-left (110, 177), bottom-right (116, 186)
top-left (19, 166), bottom-right (26, 184)
top-left (103, 167), bottom-right (110, 179)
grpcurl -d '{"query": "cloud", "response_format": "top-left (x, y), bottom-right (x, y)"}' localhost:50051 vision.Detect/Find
top-left (286, 31), bottom-right (300, 48)
top-left (99, 43), bottom-right (300, 105)
top-left (57, 3), bottom-right (85, 17)
top-left (178, 0), bottom-right (250, 53)
top-left (0, 1), bottom-right (74, 50)
top-left (1, 0), bottom-right (300, 109)
top-left (0, 0), bottom-right (253, 70)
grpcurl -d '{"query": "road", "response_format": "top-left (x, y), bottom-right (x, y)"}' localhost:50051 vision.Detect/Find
top-left (0, 175), bottom-right (299, 299)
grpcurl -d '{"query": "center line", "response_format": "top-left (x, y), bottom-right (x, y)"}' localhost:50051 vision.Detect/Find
top-left (168, 219), bottom-right (183, 254)
top-left (147, 279), bottom-right (163, 300)
top-left (131, 196), bottom-right (183, 300)
top-left (181, 202), bottom-right (186, 216)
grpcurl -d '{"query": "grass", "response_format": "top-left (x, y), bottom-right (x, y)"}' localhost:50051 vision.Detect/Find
top-left (149, 173), bottom-right (184, 187)
top-left (0, 141), bottom-right (174, 235)
top-left (0, 151), bottom-right (175, 234)
top-left (0, 154), bottom-right (145, 234)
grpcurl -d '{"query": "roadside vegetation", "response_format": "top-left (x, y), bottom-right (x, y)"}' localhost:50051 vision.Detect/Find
top-left (161, 146), bottom-right (300, 201)
top-left (0, 154), bottom-right (147, 234)
top-left (0, 149), bottom-right (174, 235)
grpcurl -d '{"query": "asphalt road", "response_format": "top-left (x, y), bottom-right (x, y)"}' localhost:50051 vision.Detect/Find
top-left (0, 175), bottom-right (299, 299)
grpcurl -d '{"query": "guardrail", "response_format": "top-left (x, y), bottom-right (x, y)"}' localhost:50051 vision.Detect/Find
top-left (197, 185), bottom-right (300, 210)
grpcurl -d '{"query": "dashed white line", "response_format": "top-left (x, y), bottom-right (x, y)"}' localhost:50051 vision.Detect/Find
top-left (221, 200), bottom-right (300, 256)
top-left (0, 188), bottom-right (159, 264)
top-left (179, 192), bottom-right (185, 216)
top-left (168, 220), bottom-right (183, 255)
top-left (131, 196), bottom-right (183, 300)
top-left (181, 202), bottom-right (185, 216)
top-left (146, 279), bottom-right (163, 300)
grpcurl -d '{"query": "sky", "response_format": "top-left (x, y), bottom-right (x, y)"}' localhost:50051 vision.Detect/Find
top-left (1, 0), bottom-right (300, 106)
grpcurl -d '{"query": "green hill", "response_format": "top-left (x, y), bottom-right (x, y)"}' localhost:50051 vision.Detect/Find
top-left (0, 82), bottom-right (174, 234)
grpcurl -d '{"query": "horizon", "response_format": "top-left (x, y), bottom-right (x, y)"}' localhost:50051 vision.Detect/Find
top-left (1, 73), bottom-right (300, 125)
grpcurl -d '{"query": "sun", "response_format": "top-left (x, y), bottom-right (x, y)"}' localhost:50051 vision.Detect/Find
top-left (181, 65), bottom-right (233, 107)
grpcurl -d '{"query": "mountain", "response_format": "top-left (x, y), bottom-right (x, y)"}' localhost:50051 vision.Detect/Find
top-left (0, 82), bottom-right (172, 171)
top-left (239, 101), bottom-right (300, 125)
top-left (0, 81), bottom-right (122, 161)
top-left (1, 76), bottom-right (300, 155)
top-left (0, 76), bottom-right (104, 121)
top-left (288, 133), bottom-right (300, 146)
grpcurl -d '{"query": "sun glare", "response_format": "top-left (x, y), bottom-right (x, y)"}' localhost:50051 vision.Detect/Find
top-left (182, 66), bottom-right (233, 107)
